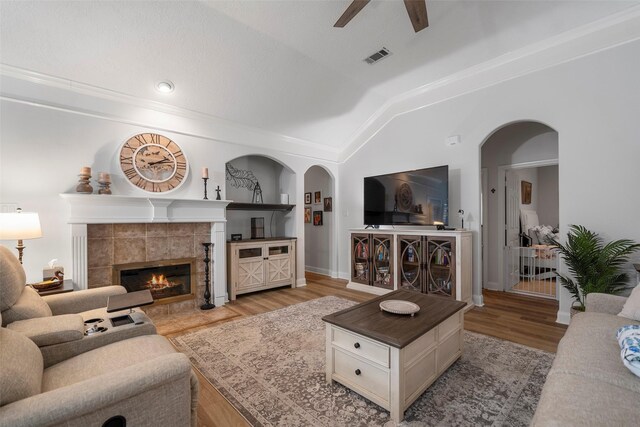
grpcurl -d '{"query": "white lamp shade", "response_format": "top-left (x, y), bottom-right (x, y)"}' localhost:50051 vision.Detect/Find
top-left (0, 212), bottom-right (43, 240)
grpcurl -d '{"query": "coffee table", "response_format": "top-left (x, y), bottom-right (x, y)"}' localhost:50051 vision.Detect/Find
top-left (322, 289), bottom-right (466, 423)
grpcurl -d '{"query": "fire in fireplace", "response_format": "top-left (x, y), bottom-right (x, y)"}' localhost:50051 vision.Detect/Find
top-left (113, 258), bottom-right (196, 304)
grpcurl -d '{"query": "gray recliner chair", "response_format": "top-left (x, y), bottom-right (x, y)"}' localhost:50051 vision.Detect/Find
top-left (0, 310), bottom-right (199, 427)
top-left (0, 245), bottom-right (156, 366)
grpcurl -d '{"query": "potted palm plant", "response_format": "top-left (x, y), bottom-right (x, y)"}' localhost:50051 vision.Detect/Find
top-left (547, 225), bottom-right (640, 313)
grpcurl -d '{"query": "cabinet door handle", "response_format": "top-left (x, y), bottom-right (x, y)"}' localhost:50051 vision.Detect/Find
top-left (355, 369), bottom-right (361, 376)
top-left (354, 342), bottom-right (360, 349)
top-left (264, 257), bottom-right (268, 260)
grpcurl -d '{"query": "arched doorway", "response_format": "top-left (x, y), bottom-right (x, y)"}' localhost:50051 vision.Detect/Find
top-left (480, 121), bottom-right (559, 300)
top-left (303, 165), bottom-right (336, 278)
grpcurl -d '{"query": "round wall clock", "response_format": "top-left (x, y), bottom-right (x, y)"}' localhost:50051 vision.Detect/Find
top-left (119, 133), bottom-right (188, 193)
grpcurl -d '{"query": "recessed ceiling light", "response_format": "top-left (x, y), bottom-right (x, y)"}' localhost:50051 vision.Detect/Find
top-left (155, 81), bottom-right (174, 93)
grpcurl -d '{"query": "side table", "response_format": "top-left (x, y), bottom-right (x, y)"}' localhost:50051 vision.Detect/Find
top-left (31, 279), bottom-right (75, 296)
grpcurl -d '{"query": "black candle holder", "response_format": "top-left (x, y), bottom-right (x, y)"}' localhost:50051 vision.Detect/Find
top-left (202, 177), bottom-right (209, 200)
top-left (215, 185), bottom-right (221, 200)
top-left (201, 242), bottom-right (215, 310)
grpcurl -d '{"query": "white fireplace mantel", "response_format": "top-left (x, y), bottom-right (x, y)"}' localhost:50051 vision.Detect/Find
top-left (60, 193), bottom-right (230, 223)
top-left (60, 193), bottom-right (230, 307)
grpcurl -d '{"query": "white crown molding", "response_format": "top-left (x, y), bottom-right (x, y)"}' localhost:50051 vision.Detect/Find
top-left (0, 64), bottom-right (341, 161)
top-left (339, 5), bottom-right (640, 162)
top-left (2, 5), bottom-right (640, 165)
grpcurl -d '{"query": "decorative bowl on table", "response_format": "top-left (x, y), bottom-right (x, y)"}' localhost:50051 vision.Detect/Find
top-left (380, 300), bottom-right (421, 316)
top-left (31, 279), bottom-right (63, 291)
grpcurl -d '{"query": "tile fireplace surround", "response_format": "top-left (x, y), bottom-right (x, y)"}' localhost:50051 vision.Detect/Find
top-left (61, 194), bottom-right (230, 309)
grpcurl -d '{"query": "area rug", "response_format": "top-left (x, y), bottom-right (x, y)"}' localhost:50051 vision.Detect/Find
top-left (171, 296), bottom-right (554, 426)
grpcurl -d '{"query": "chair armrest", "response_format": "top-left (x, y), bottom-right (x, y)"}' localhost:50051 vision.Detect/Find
top-left (43, 286), bottom-right (127, 315)
top-left (6, 314), bottom-right (84, 347)
top-left (585, 293), bottom-right (628, 315)
top-left (0, 353), bottom-right (193, 427)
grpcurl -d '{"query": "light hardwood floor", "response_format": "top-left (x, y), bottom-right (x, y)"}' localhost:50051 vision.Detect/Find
top-left (157, 272), bottom-right (567, 427)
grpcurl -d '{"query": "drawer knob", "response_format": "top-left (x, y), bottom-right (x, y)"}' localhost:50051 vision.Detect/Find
top-left (354, 342), bottom-right (360, 349)
top-left (355, 369), bottom-right (361, 376)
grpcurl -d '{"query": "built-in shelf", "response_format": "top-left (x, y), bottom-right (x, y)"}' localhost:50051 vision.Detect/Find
top-left (226, 202), bottom-right (295, 212)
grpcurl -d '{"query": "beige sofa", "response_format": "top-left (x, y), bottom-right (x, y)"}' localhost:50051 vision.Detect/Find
top-left (532, 293), bottom-right (640, 426)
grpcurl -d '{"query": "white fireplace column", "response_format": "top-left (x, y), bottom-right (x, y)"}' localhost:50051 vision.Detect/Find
top-left (211, 221), bottom-right (227, 307)
top-left (62, 194), bottom-right (231, 305)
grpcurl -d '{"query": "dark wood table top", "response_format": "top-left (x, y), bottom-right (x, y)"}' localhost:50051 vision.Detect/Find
top-left (107, 290), bottom-right (154, 313)
top-left (322, 289), bottom-right (466, 348)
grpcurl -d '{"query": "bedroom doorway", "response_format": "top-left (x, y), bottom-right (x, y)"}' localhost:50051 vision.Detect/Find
top-left (480, 121), bottom-right (559, 300)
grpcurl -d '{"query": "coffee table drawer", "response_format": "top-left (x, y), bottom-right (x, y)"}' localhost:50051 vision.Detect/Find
top-left (333, 349), bottom-right (390, 405)
top-left (332, 327), bottom-right (389, 368)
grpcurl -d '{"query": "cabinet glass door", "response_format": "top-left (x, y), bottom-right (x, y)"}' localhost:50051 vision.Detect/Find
top-left (372, 235), bottom-right (393, 289)
top-left (426, 237), bottom-right (455, 297)
top-left (398, 235), bottom-right (422, 291)
top-left (351, 234), bottom-right (371, 285)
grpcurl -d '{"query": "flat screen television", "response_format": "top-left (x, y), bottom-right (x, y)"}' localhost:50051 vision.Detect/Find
top-left (364, 165), bottom-right (449, 226)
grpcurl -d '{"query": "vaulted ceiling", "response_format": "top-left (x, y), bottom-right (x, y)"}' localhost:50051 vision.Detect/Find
top-left (1, 1), bottom-right (637, 151)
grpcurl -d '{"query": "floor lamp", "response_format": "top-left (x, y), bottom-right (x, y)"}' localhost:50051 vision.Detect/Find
top-left (0, 209), bottom-right (42, 264)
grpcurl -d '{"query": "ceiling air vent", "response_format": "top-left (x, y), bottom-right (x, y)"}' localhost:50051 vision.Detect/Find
top-left (364, 47), bottom-right (391, 65)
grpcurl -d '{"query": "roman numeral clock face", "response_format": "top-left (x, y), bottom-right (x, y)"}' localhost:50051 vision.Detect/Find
top-left (119, 133), bottom-right (188, 193)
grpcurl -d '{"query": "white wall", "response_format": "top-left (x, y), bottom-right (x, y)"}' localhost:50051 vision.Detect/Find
top-left (304, 166), bottom-right (333, 276)
top-left (0, 93), bottom-right (339, 292)
top-left (339, 39), bottom-right (640, 323)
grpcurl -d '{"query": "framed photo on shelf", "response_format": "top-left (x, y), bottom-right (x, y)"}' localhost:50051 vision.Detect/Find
top-left (305, 192), bottom-right (312, 204)
top-left (314, 191), bottom-right (321, 204)
top-left (304, 207), bottom-right (311, 223)
top-left (324, 197), bottom-right (332, 212)
top-left (313, 211), bottom-right (323, 226)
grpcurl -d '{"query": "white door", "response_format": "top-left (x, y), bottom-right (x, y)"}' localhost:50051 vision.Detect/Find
top-left (504, 170), bottom-right (520, 290)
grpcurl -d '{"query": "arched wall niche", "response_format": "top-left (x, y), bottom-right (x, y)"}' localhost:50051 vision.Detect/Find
top-left (225, 154), bottom-right (296, 240)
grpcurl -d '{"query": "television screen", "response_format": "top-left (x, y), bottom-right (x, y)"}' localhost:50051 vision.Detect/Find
top-left (364, 165), bottom-right (449, 226)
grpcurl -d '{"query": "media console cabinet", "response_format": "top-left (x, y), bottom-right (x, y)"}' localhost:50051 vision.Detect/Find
top-left (349, 229), bottom-right (472, 308)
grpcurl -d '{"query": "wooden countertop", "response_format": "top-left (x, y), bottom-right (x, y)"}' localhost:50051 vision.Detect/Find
top-left (322, 289), bottom-right (466, 348)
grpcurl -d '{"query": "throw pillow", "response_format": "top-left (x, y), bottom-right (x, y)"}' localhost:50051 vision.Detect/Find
top-left (619, 285), bottom-right (640, 321)
top-left (616, 324), bottom-right (640, 348)
top-left (620, 336), bottom-right (640, 378)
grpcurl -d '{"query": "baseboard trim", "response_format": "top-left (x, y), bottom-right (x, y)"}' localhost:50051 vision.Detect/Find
top-left (556, 310), bottom-right (571, 325)
top-left (346, 282), bottom-right (392, 295)
top-left (473, 293), bottom-right (484, 307)
top-left (304, 265), bottom-right (334, 277)
top-left (296, 278), bottom-right (307, 287)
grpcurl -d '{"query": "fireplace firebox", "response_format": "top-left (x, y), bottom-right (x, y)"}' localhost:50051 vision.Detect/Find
top-left (112, 258), bottom-right (196, 304)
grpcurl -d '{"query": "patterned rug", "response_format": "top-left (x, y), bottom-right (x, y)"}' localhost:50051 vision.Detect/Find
top-left (172, 296), bottom-right (553, 426)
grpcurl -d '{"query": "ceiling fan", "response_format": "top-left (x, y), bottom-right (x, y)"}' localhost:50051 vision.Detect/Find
top-left (334, 0), bottom-right (429, 33)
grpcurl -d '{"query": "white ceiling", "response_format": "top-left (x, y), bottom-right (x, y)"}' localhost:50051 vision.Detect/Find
top-left (1, 0), bottom-right (637, 150)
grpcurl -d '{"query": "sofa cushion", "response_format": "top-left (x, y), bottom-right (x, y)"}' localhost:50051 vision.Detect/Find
top-left (532, 372), bottom-right (640, 426)
top-left (0, 245), bottom-right (27, 312)
top-left (42, 334), bottom-right (177, 392)
top-left (552, 312), bottom-right (640, 393)
top-left (7, 314), bottom-right (84, 347)
top-left (1, 286), bottom-right (52, 326)
top-left (619, 284), bottom-right (640, 321)
top-left (0, 327), bottom-right (44, 406)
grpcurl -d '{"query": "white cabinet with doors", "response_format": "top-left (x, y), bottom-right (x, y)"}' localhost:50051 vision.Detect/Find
top-left (227, 238), bottom-right (296, 300)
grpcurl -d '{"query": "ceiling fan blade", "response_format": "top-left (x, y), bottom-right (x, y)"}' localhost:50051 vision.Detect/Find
top-left (334, 0), bottom-right (371, 28)
top-left (404, 0), bottom-right (429, 32)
